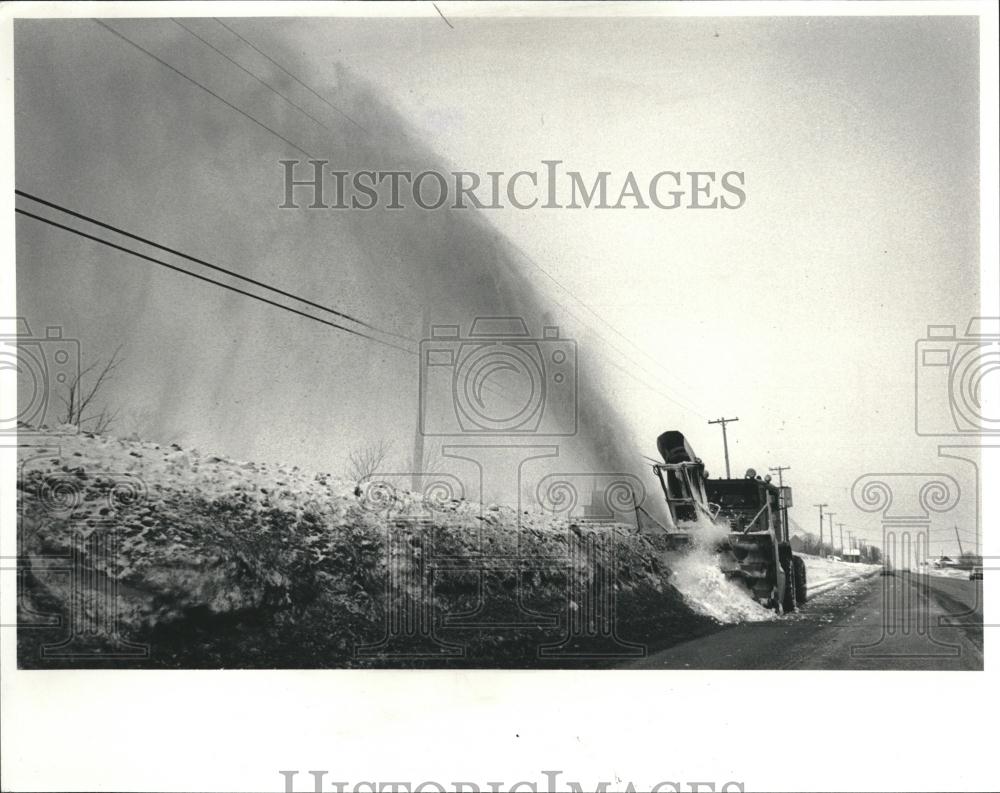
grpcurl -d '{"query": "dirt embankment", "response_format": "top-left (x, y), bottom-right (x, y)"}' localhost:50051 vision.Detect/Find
top-left (17, 431), bottom-right (717, 668)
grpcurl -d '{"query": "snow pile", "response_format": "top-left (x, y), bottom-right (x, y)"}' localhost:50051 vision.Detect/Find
top-left (665, 517), bottom-right (772, 624)
top-left (920, 564), bottom-right (974, 580)
top-left (17, 430), bottom-right (717, 667)
top-left (800, 553), bottom-right (880, 596)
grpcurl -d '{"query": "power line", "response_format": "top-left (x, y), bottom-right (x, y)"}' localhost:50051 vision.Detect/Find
top-left (432, 3), bottom-right (455, 29)
top-left (93, 20), bottom-right (316, 160)
top-left (839, 522), bottom-right (977, 538)
top-left (212, 18), bottom-right (369, 134)
top-left (92, 18), bottom-right (708, 419)
top-left (505, 275), bottom-right (708, 420)
top-left (585, 343), bottom-right (710, 421)
top-left (170, 19), bottom-right (336, 134)
top-left (18, 199), bottom-right (680, 409)
top-left (506, 239), bottom-right (709, 420)
top-left (15, 190), bottom-right (407, 341)
top-left (15, 207), bottom-right (415, 356)
top-left (105, 17), bottom-right (707, 420)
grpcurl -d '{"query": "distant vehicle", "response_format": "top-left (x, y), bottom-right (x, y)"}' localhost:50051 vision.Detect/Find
top-left (970, 567), bottom-right (983, 581)
top-left (880, 566), bottom-right (894, 577)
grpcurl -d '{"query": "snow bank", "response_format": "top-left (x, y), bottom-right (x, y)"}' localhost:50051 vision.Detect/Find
top-left (800, 553), bottom-right (880, 596)
top-left (17, 430), bottom-right (717, 667)
top-left (920, 565), bottom-right (974, 580)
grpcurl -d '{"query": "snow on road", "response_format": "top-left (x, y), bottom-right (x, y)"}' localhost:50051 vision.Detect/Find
top-left (801, 553), bottom-right (880, 596)
top-left (667, 550), bottom-right (881, 624)
top-left (920, 565), bottom-right (976, 580)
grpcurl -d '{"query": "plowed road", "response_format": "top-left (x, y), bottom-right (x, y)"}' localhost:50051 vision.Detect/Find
top-left (631, 572), bottom-right (984, 670)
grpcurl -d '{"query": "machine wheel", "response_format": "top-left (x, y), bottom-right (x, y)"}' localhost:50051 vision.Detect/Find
top-left (782, 562), bottom-right (796, 613)
top-left (793, 555), bottom-right (807, 604)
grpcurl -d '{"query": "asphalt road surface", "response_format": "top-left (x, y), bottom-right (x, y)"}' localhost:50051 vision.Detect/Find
top-left (631, 571), bottom-right (984, 670)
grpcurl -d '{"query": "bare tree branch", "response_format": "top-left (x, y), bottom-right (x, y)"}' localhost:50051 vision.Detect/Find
top-left (76, 345), bottom-right (123, 419)
top-left (346, 438), bottom-right (393, 484)
top-left (58, 345), bottom-right (124, 433)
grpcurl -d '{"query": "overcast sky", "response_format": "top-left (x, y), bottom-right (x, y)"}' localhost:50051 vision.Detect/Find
top-left (14, 13), bottom-right (984, 556)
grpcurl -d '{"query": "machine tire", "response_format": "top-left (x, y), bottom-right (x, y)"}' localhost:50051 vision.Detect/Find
top-left (769, 587), bottom-right (783, 615)
top-left (793, 555), bottom-right (807, 604)
top-left (782, 562), bottom-right (796, 613)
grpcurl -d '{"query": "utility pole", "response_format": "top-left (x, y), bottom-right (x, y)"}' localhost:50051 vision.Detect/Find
top-left (768, 465), bottom-right (790, 489)
top-left (708, 417), bottom-right (739, 478)
top-left (769, 465), bottom-right (791, 537)
top-left (838, 522), bottom-right (845, 557)
top-left (954, 525), bottom-right (964, 557)
top-left (814, 503), bottom-right (828, 556)
top-left (827, 512), bottom-right (836, 555)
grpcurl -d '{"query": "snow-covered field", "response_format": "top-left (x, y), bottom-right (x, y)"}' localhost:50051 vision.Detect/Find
top-left (800, 553), bottom-right (881, 596)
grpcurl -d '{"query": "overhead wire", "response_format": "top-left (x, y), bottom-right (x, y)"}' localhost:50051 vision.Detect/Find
top-left (15, 206), bottom-right (416, 356)
top-left (15, 189), bottom-right (403, 339)
top-left (200, 18), bottom-right (710, 421)
top-left (88, 18), bottom-right (714, 414)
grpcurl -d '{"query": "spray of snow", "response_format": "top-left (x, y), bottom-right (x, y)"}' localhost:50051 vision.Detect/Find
top-left (665, 514), bottom-right (773, 623)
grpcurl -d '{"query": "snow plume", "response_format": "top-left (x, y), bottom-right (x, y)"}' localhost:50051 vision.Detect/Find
top-left (15, 24), bottom-right (649, 504)
top-left (322, 66), bottom-right (651, 504)
top-left (666, 515), bottom-right (773, 623)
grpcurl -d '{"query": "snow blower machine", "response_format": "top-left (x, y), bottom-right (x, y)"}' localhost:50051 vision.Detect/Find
top-left (653, 430), bottom-right (807, 613)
